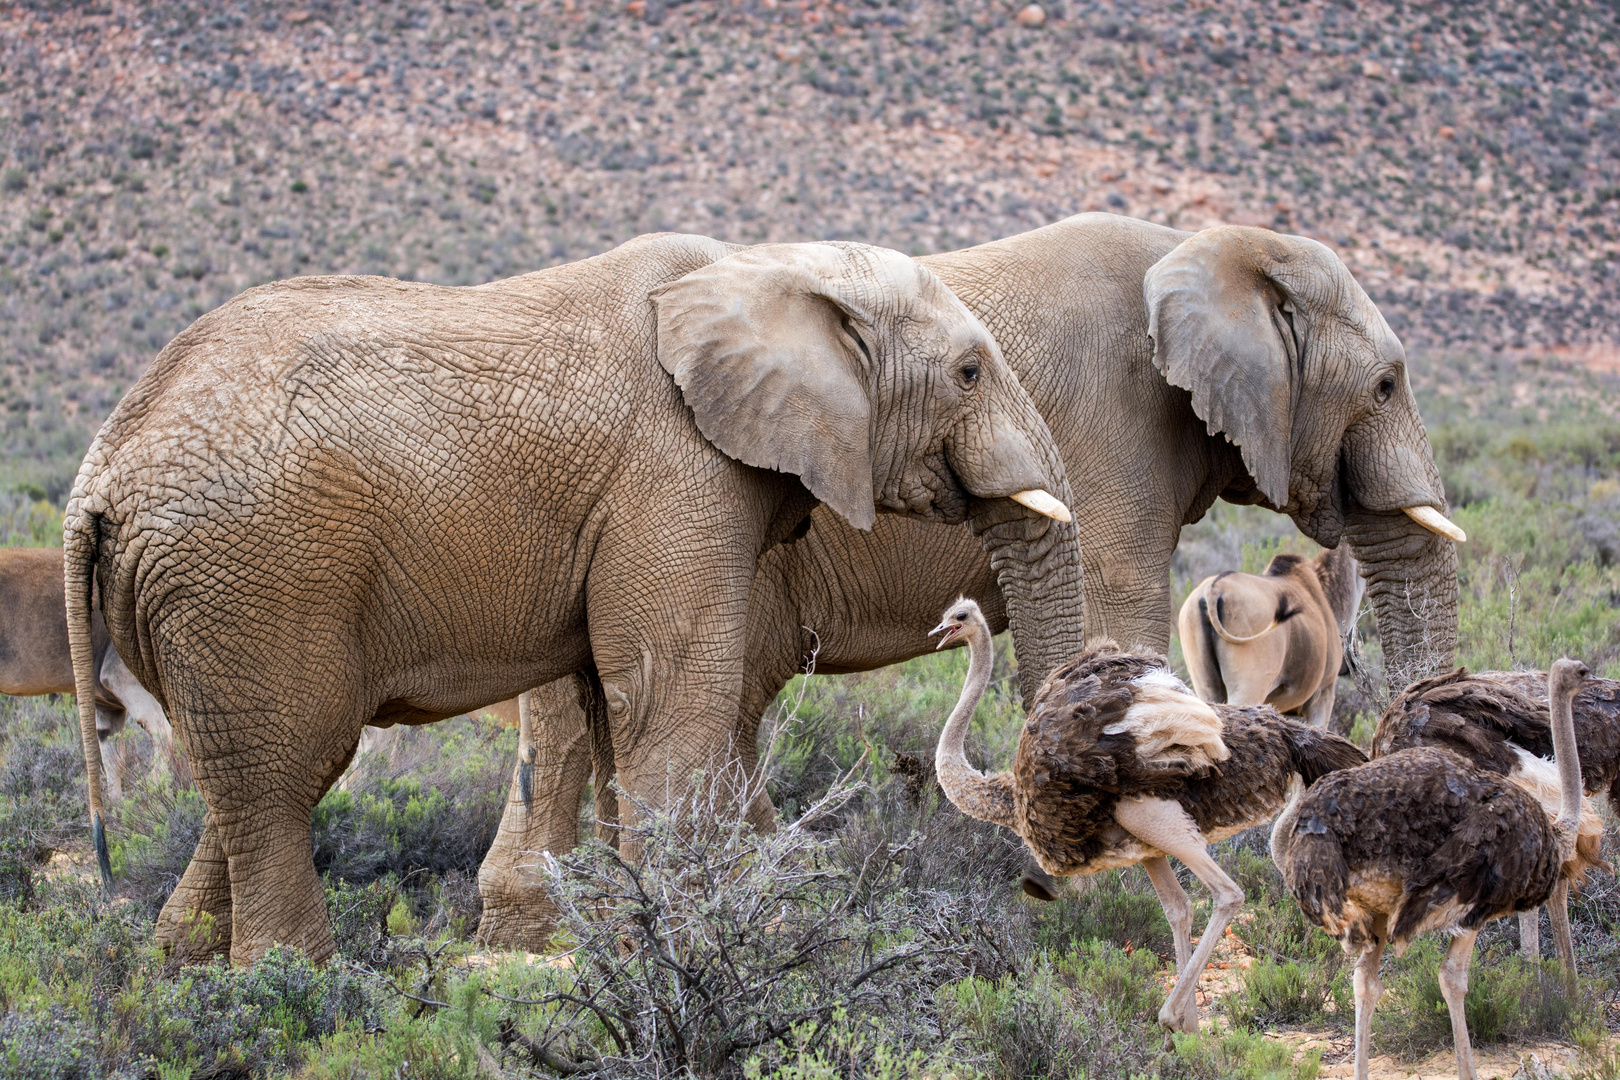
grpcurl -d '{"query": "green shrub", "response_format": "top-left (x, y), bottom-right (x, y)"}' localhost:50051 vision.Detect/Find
top-left (1031, 868), bottom-right (1175, 959)
top-left (296, 1021), bottom-right (482, 1080)
top-left (1373, 941), bottom-right (1600, 1056)
top-left (0, 1008), bottom-right (98, 1080)
top-left (1172, 1025), bottom-right (1321, 1080)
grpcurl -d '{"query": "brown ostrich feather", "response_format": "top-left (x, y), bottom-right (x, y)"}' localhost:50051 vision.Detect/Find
top-left (1281, 747), bottom-right (1564, 952)
top-left (1012, 641), bottom-right (1365, 877)
top-left (1373, 667), bottom-right (1613, 883)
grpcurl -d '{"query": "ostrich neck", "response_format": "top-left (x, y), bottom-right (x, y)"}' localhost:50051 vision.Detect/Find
top-left (1269, 776), bottom-right (1306, 875)
top-left (934, 629), bottom-right (1015, 828)
top-left (1551, 678), bottom-right (1584, 849)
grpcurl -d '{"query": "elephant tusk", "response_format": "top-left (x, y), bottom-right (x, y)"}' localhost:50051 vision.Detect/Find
top-left (1010, 489), bottom-right (1073, 524)
top-left (1402, 505), bottom-right (1467, 543)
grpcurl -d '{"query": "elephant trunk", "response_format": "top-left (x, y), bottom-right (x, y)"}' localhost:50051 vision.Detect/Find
top-left (967, 467), bottom-right (1085, 703)
top-left (952, 380), bottom-right (1085, 703)
top-left (1343, 508), bottom-right (1459, 693)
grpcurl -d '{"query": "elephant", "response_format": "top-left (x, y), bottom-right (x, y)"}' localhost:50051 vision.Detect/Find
top-left (63, 233), bottom-right (1079, 965)
top-left (0, 546), bottom-right (173, 799)
top-left (480, 213), bottom-right (1463, 946)
top-left (1178, 546), bottom-right (1365, 729)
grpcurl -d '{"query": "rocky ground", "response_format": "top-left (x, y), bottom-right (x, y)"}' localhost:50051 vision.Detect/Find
top-left (1, 0), bottom-right (1618, 497)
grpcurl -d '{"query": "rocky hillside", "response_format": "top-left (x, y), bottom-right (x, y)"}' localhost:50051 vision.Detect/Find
top-left (2, 0), bottom-right (1618, 497)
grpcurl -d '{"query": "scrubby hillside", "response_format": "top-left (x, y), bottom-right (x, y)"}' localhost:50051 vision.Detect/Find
top-left (1, 0), bottom-right (1618, 497)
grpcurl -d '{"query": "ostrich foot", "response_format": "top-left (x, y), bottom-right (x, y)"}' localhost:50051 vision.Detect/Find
top-left (1157, 996), bottom-right (1200, 1034)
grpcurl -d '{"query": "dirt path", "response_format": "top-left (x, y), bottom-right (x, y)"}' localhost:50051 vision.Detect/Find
top-left (1179, 918), bottom-right (1582, 1078)
top-left (1273, 1031), bottom-right (1575, 1079)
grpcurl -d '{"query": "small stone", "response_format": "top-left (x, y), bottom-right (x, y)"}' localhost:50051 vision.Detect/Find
top-left (1015, 4), bottom-right (1046, 27)
top-left (1438, 125), bottom-right (1456, 139)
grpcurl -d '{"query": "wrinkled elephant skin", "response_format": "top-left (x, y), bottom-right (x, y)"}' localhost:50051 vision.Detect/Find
top-left (483, 213), bottom-right (1461, 948)
top-left (63, 233), bottom-right (1074, 965)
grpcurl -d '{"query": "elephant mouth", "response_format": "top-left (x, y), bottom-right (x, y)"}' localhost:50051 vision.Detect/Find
top-left (886, 449), bottom-right (971, 524)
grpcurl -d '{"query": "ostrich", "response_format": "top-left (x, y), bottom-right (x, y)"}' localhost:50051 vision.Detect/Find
top-left (1372, 667), bottom-right (1616, 972)
top-left (929, 598), bottom-right (1366, 1033)
top-left (1273, 658), bottom-right (1590, 1080)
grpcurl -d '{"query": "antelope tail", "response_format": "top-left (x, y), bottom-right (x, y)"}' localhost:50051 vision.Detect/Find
top-left (1204, 582), bottom-right (1295, 645)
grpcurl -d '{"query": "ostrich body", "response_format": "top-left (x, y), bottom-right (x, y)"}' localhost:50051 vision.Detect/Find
top-left (929, 598), bottom-right (1365, 1032)
top-left (1372, 667), bottom-right (1615, 971)
top-left (1273, 658), bottom-right (1590, 1080)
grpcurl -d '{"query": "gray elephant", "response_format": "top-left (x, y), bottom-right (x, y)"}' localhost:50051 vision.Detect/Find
top-left (64, 234), bottom-right (1078, 965)
top-left (480, 214), bottom-right (1463, 945)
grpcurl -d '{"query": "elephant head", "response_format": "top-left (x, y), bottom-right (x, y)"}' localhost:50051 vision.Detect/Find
top-left (652, 242), bottom-right (1072, 532)
top-left (1145, 226), bottom-right (1458, 689)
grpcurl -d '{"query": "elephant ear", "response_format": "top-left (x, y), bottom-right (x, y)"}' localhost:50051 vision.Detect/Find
top-left (1144, 227), bottom-right (1298, 507)
top-left (651, 244), bottom-right (880, 530)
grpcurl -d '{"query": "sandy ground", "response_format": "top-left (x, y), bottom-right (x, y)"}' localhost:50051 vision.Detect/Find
top-left (1164, 917), bottom-right (1586, 1079)
top-left (1272, 1030), bottom-right (1577, 1079)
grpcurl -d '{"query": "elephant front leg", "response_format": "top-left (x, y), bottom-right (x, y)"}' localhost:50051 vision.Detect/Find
top-left (587, 566), bottom-right (753, 855)
top-left (477, 677), bottom-right (595, 951)
top-left (155, 812), bottom-right (232, 963)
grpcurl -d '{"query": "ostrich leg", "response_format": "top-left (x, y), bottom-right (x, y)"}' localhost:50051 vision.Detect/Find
top-left (1140, 855), bottom-right (1198, 1031)
top-left (1438, 930), bottom-right (1481, 1080)
top-left (1519, 908), bottom-right (1540, 961)
top-left (1548, 880), bottom-right (1576, 978)
top-left (1114, 797), bottom-right (1244, 1034)
top-left (1351, 932), bottom-right (1388, 1080)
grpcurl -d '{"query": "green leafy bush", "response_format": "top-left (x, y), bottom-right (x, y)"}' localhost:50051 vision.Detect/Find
top-left (1172, 1025), bottom-right (1321, 1080)
top-left (1372, 941), bottom-right (1600, 1057)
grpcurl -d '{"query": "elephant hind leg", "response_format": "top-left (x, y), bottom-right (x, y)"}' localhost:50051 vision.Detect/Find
top-left (477, 676), bottom-right (595, 951)
top-left (192, 701), bottom-right (363, 966)
top-left (156, 813), bottom-right (232, 963)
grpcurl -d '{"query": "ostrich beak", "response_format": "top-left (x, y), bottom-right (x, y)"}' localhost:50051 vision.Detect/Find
top-left (929, 620), bottom-right (961, 650)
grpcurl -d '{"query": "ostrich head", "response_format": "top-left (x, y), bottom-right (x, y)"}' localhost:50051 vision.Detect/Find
top-left (930, 597), bottom-right (990, 651)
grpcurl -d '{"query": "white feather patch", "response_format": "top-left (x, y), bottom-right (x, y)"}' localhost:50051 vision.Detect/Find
top-left (1510, 747), bottom-right (1604, 843)
top-left (1103, 668), bottom-right (1231, 768)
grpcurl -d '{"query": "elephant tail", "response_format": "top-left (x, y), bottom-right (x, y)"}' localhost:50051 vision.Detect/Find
top-left (1203, 574), bottom-right (1295, 645)
top-left (64, 508), bottom-right (112, 892)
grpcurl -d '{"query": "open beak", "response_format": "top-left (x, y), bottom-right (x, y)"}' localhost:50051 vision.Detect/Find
top-left (929, 620), bottom-right (961, 650)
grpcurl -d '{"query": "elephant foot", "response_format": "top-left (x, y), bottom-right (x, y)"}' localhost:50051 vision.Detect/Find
top-left (476, 865), bottom-right (562, 952)
top-left (229, 875), bottom-right (334, 967)
top-left (475, 902), bottom-right (561, 953)
top-left (157, 905), bottom-right (231, 966)
top-left (156, 820), bottom-right (233, 964)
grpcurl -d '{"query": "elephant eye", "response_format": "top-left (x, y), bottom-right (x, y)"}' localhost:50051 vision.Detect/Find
top-left (1375, 376), bottom-right (1396, 402)
top-left (958, 363), bottom-right (980, 388)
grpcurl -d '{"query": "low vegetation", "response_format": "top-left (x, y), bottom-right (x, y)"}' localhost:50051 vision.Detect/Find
top-left (2, 355), bottom-right (1619, 1074)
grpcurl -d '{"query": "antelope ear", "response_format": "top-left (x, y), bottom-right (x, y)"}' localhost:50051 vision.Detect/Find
top-left (1144, 227), bottom-right (1297, 507)
top-left (652, 244), bottom-right (878, 530)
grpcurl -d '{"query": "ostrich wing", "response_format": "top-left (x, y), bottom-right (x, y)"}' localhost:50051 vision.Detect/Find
top-left (1372, 669), bottom-right (1548, 775)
